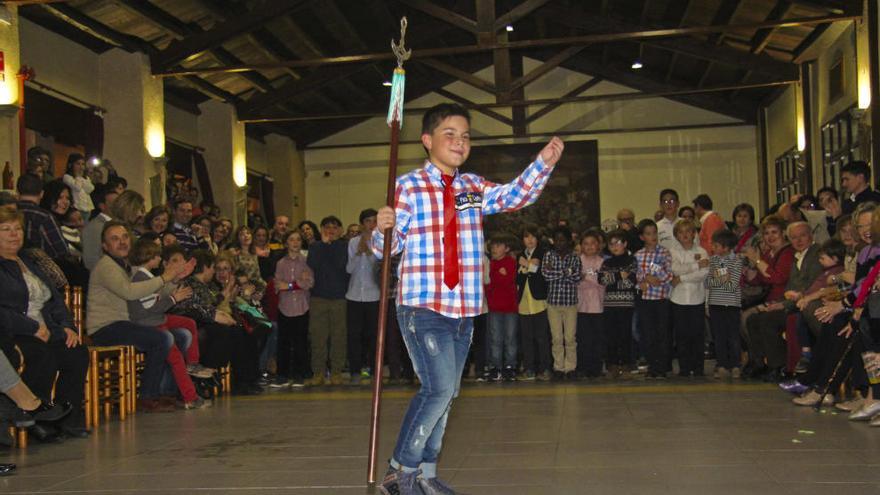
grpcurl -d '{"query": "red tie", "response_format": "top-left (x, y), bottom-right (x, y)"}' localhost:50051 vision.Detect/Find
top-left (442, 174), bottom-right (459, 290)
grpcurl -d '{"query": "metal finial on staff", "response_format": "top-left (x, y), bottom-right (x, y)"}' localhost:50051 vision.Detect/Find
top-left (368, 16), bottom-right (411, 487)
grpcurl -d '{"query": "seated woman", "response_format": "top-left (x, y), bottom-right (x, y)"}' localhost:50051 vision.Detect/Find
top-left (0, 206), bottom-right (90, 441)
top-left (39, 179), bottom-right (89, 288)
top-left (172, 250), bottom-right (262, 395)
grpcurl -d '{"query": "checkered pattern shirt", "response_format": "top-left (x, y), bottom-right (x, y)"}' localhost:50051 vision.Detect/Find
top-left (541, 250), bottom-right (583, 306)
top-left (372, 157), bottom-right (554, 318)
top-left (17, 201), bottom-right (69, 260)
top-left (635, 244), bottom-right (674, 300)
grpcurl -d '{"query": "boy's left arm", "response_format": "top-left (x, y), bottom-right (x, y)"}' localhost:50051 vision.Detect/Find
top-left (481, 138), bottom-right (563, 215)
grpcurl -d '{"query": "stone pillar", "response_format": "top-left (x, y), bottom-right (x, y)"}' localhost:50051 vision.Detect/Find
top-left (265, 133), bottom-right (305, 222)
top-left (0, 4), bottom-right (21, 180)
top-left (198, 99), bottom-right (246, 226)
top-left (99, 48), bottom-right (163, 207)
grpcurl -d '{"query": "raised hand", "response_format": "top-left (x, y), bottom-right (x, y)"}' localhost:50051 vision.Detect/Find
top-left (539, 137), bottom-right (564, 167)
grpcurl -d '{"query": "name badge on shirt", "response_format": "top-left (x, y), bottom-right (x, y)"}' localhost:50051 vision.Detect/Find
top-left (455, 192), bottom-right (482, 211)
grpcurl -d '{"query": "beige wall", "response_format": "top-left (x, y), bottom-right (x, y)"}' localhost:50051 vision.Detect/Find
top-left (305, 58), bottom-right (758, 227)
top-left (19, 18), bottom-right (99, 106)
top-left (164, 104), bottom-right (199, 146)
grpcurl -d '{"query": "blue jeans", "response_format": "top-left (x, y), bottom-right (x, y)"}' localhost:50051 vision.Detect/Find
top-left (487, 312), bottom-right (518, 369)
top-left (391, 305), bottom-right (473, 479)
top-left (91, 321), bottom-right (172, 399)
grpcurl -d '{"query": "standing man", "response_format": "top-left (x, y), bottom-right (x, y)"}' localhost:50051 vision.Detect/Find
top-left (692, 194), bottom-right (725, 255)
top-left (268, 215), bottom-right (290, 255)
top-left (346, 208), bottom-right (380, 385)
top-left (373, 103), bottom-right (564, 494)
top-left (616, 208), bottom-right (643, 253)
top-left (15, 174), bottom-right (68, 261)
top-left (656, 189), bottom-right (680, 250)
top-left (840, 161), bottom-right (880, 214)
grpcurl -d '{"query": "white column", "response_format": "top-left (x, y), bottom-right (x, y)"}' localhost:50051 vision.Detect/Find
top-left (198, 99), bottom-right (246, 226)
top-left (99, 48), bottom-right (164, 207)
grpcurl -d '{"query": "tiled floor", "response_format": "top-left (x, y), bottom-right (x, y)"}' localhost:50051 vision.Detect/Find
top-left (2, 380), bottom-right (880, 494)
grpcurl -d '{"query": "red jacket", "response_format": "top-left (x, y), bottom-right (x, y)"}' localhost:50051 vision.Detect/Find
top-left (486, 256), bottom-right (518, 313)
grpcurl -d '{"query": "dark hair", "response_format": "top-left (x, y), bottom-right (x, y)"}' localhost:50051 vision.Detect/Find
top-left (551, 225), bottom-right (572, 241)
top-left (637, 218), bottom-right (657, 235)
top-left (817, 186), bottom-right (838, 202)
top-left (659, 188), bottom-right (679, 202)
top-left (711, 229), bottom-right (738, 250)
top-left (421, 103), bottom-right (471, 136)
top-left (693, 194), bottom-right (713, 211)
top-left (489, 234), bottom-right (513, 249)
top-left (320, 215), bottom-right (342, 228)
top-left (231, 225), bottom-right (255, 254)
top-left (797, 194), bottom-right (818, 210)
top-left (39, 179), bottom-right (71, 215)
top-left (282, 229), bottom-right (303, 246)
top-left (172, 198), bottom-right (193, 211)
top-left (161, 244), bottom-right (186, 262)
top-left (841, 161), bottom-right (871, 182)
top-left (26, 146), bottom-right (49, 166)
top-left (130, 237), bottom-right (161, 266)
top-left (140, 231), bottom-right (160, 243)
top-left (64, 153), bottom-right (85, 176)
top-left (190, 249), bottom-right (215, 275)
top-left (581, 228), bottom-right (605, 244)
top-left (101, 220), bottom-right (130, 243)
top-left (607, 229), bottom-right (629, 244)
top-left (678, 206), bottom-right (695, 218)
top-left (190, 214), bottom-right (212, 228)
top-left (818, 238), bottom-right (846, 263)
top-left (106, 176), bottom-right (127, 191)
top-left (760, 215), bottom-right (787, 234)
top-left (16, 173), bottom-right (43, 196)
top-left (521, 223), bottom-right (542, 240)
top-left (732, 203), bottom-right (756, 226)
top-left (91, 183), bottom-right (117, 208)
top-left (359, 208), bottom-right (378, 225)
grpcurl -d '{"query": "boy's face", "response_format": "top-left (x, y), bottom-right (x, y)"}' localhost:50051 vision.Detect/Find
top-left (660, 193), bottom-right (679, 217)
top-left (163, 253), bottom-right (186, 274)
top-left (422, 116), bottom-right (471, 172)
top-left (553, 232), bottom-right (571, 253)
top-left (640, 226), bottom-right (658, 246)
top-left (712, 242), bottom-right (730, 256)
top-left (818, 253), bottom-right (839, 268)
top-left (675, 227), bottom-right (695, 245)
top-left (608, 237), bottom-right (627, 255)
top-left (523, 233), bottom-right (537, 250)
top-left (489, 242), bottom-right (509, 260)
top-left (581, 236), bottom-right (599, 256)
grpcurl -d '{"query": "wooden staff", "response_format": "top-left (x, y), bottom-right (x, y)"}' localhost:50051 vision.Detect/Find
top-left (367, 17), bottom-right (411, 486)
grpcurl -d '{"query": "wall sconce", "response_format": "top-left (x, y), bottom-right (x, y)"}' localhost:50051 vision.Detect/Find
top-left (145, 125), bottom-right (165, 159)
top-left (796, 84), bottom-right (806, 152)
top-left (233, 152), bottom-right (247, 188)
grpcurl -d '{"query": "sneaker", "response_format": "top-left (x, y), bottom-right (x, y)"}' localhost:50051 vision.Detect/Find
top-left (714, 368), bottom-right (729, 380)
top-left (304, 375), bottom-right (325, 387)
top-left (488, 368), bottom-right (502, 382)
top-left (269, 376), bottom-right (291, 388)
top-left (730, 368), bottom-right (742, 380)
top-left (183, 397), bottom-right (211, 410)
top-left (476, 370), bottom-right (488, 382)
top-left (290, 378), bottom-right (305, 388)
top-left (186, 364), bottom-right (215, 379)
top-left (256, 372), bottom-right (271, 386)
top-left (502, 367), bottom-right (517, 382)
top-left (361, 368), bottom-right (372, 380)
top-left (779, 380), bottom-right (809, 395)
top-left (521, 370), bottom-right (536, 381)
top-left (378, 467), bottom-right (421, 495)
top-left (552, 370), bottom-right (565, 381)
top-left (792, 390), bottom-right (833, 407)
top-left (537, 370), bottom-right (552, 382)
top-left (835, 397), bottom-right (864, 412)
top-left (417, 476), bottom-right (460, 495)
top-left (329, 373), bottom-right (346, 386)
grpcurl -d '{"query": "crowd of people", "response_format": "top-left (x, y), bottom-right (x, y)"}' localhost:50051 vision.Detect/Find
top-left (2, 145), bottom-right (880, 472)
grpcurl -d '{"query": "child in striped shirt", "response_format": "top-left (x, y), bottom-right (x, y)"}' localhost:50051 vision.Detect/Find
top-left (706, 229), bottom-right (744, 379)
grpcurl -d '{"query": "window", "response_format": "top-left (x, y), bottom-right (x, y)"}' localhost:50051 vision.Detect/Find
top-left (828, 56), bottom-right (845, 104)
top-left (821, 106), bottom-right (863, 190)
top-left (775, 147), bottom-right (806, 204)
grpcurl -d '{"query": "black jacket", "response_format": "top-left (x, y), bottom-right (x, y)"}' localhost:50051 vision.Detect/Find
top-left (307, 239), bottom-right (350, 299)
top-left (0, 254), bottom-right (76, 341)
top-left (516, 245), bottom-right (548, 302)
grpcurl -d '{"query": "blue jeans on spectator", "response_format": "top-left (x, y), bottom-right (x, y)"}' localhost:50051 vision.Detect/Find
top-left (91, 321), bottom-right (172, 400)
top-left (390, 305), bottom-right (473, 479)
top-left (487, 312), bottom-right (518, 370)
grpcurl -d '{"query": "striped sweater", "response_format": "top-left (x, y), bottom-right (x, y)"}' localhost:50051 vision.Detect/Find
top-left (706, 253), bottom-right (743, 307)
top-left (599, 253), bottom-right (637, 308)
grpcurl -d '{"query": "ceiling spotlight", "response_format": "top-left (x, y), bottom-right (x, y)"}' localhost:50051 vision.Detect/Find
top-left (631, 60), bottom-right (643, 70)
top-left (382, 81), bottom-right (393, 87)
top-left (505, 24), bottom-right (514, 32)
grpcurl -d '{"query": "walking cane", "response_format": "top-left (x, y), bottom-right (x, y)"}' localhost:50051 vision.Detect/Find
top-left (814, 332), bottom-right (856, 412)
top-left (367, 17), bottom-right (411, 486)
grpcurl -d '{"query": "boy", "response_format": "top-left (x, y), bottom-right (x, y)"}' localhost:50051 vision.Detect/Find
top-left (599, 230), bottom-right (638, 379)
top-left (669, 219), bottom-right (709, 377)
top-left (516, 225), bottom-right (551, 381)
top-left (486, 235), bottom-right (518, 382)
top-left (706, 229), bottom-right (744, 379)
top-left (634, 219), bottom-right (674, 379)
top-left (576, 230), bottom-right (606, 378)
top-left (542, 225), bottom-right (583, 381)
top-left (373, 103), bottom-right (563, 494)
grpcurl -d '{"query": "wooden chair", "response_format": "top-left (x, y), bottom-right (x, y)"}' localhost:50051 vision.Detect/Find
top-left (9, 345), bottom-right (28, 449)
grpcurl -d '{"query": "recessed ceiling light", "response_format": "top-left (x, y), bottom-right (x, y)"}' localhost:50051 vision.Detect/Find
top-left (506, 24), bottom-right (514, 32)
top-left (382, 81), bottom-right (392, 87)
top-left (631, 60), bottom-right (643, 69)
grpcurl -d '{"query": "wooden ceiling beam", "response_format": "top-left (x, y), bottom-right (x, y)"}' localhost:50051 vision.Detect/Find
top-left (493, 0), bottom-right (553, 31)
top-left (395, 0), bottom-right (479, 34)
top-left (433, 88), bottom-right (514, 126)
top-left (420, 58), bottom-right (497, 94)
top-left (792, 23), bottom-right (831, 62)
top-left (153, 0), bottom-right (311, 71)
top-left (750, 1), bottom-right (794, 55)
top-left (39, 3), bottom-right (156, 54)
top-left (525, 77), bottom-right (604, 124)
top-left (707, 0), bottom-right (743, 46)
top-left (509, 45), bottom-right (587, 91)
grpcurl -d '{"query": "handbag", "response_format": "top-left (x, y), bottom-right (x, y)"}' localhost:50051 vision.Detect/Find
top-left (21, 248), bottom-right (68, 289)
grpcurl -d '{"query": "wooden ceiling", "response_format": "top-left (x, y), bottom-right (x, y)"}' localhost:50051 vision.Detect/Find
top-left (17, 0), bottom-right (860, 147)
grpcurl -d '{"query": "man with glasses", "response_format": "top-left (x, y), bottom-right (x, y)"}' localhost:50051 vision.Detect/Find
top-left (656, 189), bottom-right (680, 250)
top-left (26, 146), bottom-right (54, 183)
top-left (616, 208), bottom-right (643, 252)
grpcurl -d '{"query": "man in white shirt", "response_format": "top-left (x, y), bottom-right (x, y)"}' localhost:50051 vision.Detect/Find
top-left (656, 188), bottom-right (680, 250)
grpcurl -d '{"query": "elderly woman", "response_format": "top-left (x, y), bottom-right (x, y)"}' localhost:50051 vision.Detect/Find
top-left (0, 206), bottom-right (90, 441)
top-left (731, 203), bottom-right (758, 253)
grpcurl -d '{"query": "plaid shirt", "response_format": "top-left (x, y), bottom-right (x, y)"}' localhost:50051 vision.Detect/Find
top-left (372, 157), bottom-right (554, 318)
top-left (635, 244), bottom-right (674, 300)
top-left (541, 250), bottom-right (582, 306)
top-left (17, 201), bottom-right (69, 260)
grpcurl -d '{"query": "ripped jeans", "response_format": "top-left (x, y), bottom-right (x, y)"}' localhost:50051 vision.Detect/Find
top-left (390, 305), bottom-right (473, 479)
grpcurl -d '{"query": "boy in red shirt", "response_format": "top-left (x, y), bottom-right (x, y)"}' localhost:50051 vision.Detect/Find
top-left (486, 236), bottom-right (519, 381)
